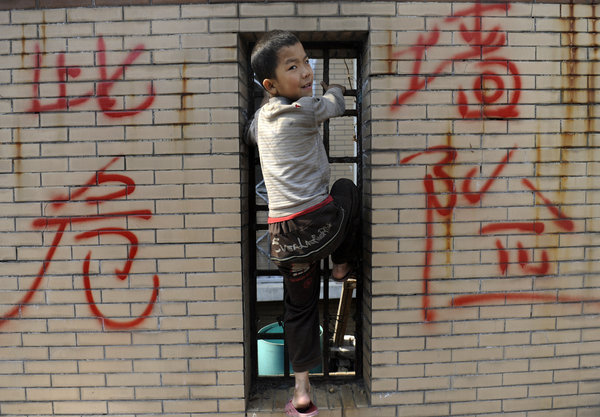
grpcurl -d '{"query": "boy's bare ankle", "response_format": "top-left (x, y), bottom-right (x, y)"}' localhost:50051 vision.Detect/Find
top-left (293, 371), bottom-right (311, 408)
top-left (293, 391), bottom-right (311, 409)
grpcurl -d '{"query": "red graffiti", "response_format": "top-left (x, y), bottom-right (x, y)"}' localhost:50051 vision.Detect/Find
top-left (1, 157), bottom-right (159, 329)
top-left (400, 146), bottom-right (457, 321)
top-left (522, 178), bottom-right (575, 232)
top-left (462, 147), bottom-right (516, 203)
top-left (401, 145), bottom-right (513, 321)
top-left (401, 146), bottom-right (585, 321)
top-left (480, 181), bottom-right (574, 278)
top-left (27, 37), bottom-right (155, 117)
top-left (389, 1), bottom-right (521, 119)
top-left (451, 292), bottom-right (582, 308)
top-left (480, 222), bottom-right (545, 235)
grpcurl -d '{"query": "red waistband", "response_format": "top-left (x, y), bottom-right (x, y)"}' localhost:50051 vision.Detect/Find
top-left (267, 195), bottom-right (333, 224)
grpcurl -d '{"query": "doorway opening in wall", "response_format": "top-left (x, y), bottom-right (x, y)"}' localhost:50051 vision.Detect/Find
top-left (243, 34), bottom-right (366, 392)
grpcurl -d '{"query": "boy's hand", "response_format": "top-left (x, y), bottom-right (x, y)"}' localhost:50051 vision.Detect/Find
top-left (320, 81), bottom-right (346, 95)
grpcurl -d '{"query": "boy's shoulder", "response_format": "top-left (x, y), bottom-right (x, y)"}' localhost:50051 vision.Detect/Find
top-left (260, 96), bottom-right (315, 116)
top-left (258, 88), bottom-right (344, 121)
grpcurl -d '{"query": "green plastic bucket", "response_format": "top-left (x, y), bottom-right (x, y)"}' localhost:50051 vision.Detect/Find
top-left (257, 322), bottom-right (322, 376)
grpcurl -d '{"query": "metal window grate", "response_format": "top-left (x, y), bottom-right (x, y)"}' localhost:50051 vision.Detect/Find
top-left (247, 42), bottom-right (363, 383)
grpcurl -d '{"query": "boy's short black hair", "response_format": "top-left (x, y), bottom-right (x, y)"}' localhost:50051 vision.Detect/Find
top-left (251, 30), bottom-right (301, 84)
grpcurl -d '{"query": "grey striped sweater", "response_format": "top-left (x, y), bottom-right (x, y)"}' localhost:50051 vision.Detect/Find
top-left (247, 87), bottom-right (346, 219)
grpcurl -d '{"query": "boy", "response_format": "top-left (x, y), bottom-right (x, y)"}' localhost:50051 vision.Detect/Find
top-left (247, 30), bottom-right (360, 417)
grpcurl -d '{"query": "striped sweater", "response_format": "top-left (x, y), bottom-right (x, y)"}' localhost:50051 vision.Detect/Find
top-left (248, 87), bottom-right (346, 219)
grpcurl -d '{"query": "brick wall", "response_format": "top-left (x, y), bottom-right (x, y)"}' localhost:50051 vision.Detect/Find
top-left (1, 1), bottom-right (599, 416)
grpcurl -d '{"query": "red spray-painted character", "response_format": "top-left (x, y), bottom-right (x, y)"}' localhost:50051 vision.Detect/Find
top-left (401, 146), bottom-right (581, 321)
top-left (0, 157), bottom-right (159, 329)
top-left (479, 178), bottom-right (575, 277)
top-left (390, 1), bottom-right (521, 119)
top-left (27, 36), bottom-right (155, 117)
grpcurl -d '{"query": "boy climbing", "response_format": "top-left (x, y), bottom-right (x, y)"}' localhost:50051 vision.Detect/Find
top-left (247, 30), bottom-right (360, 417)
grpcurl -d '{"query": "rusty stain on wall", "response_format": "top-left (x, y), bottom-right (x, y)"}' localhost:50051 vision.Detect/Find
top-left (386, 30), bottom-right (394, 76)
top-left (557, 4), bottom-right (578, 224)
top-left (180, 61), bottom-right (190, 147)
top-left (41, 11), bottom-right (46, 52)
top-left (14, 128), bottom-right (22, 193)
top-left (16, 25), bottom-right (26, 190)
top-left (588, 5), bottom-right (598, 135)
top-left (181, 62), bottom-right (189, 124)
top-left (563, 3), bottom-right (577, 146)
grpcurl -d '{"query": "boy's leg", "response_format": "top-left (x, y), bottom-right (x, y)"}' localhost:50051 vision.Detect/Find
top-left (277, 261), bottom-right (321, 410)
top-left (279, 262), bottom-right (322, 374)
top-left (292, 371), bottom-right (311, 410)
top-left (330, 178), bottom-right (360, 267)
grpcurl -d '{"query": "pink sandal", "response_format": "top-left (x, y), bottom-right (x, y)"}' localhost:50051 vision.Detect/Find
top-left (284, 399), bottom-right (319, 417)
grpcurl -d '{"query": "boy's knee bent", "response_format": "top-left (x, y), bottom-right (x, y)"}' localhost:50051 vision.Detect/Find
top-left (331, 177), bottom-right (356, 194)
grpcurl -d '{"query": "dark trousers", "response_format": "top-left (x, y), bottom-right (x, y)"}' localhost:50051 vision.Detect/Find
top-left (270, 179), bottom-right (360, 372)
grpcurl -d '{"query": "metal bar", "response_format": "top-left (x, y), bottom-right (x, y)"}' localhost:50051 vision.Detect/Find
top-left (321, 262), bottom-right (330, 377)
top-left (322, 48), bottom-right (330, 158)
top-left (321, 49), bottom-right (331, 377)
top-left (354, 48), bottom-right (364, 379)
top-left (283, 284), bottom-right (290, 377)
top-left (247, 60), bottom-right (259, 384)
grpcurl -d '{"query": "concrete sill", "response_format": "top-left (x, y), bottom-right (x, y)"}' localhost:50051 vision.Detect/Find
top-left (247, 381), bottom-right (368, 417)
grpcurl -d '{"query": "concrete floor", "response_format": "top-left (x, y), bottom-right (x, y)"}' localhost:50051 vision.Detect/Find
top-left (247, 380), bottom-right (368, 417)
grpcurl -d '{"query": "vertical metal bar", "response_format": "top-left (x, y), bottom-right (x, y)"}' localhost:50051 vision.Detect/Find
top-left (323, 49), bottom-right (330, 158)
top-left (283, 284), bottom-right (290, 377)
top-left (248, 58), bottom-right (259, 383)
top-left (249, 163), bottom-right (258, 383)
top-left (322, 48), bottom-right (331, 377)
top-left (354, 50), bottom-right (364, 379)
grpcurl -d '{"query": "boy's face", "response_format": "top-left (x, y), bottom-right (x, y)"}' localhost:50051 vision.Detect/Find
top-left (263, 42), bottom-right (313, 101)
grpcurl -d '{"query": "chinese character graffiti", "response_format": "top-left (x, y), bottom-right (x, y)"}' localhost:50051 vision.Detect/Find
top-left (401, 146), bottom-right (587, 322)
top-left (1, 157), bottom-right (160, 329)
top-left (386, 0), bottom-right (595, 323)
top-left (27, 36), bottom-right (155, 117)
top-left (389, 2), bottom-right (521, 119)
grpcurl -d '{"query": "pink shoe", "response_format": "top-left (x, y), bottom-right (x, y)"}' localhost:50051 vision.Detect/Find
top-left (284, 399), bottom-right (319, 417)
